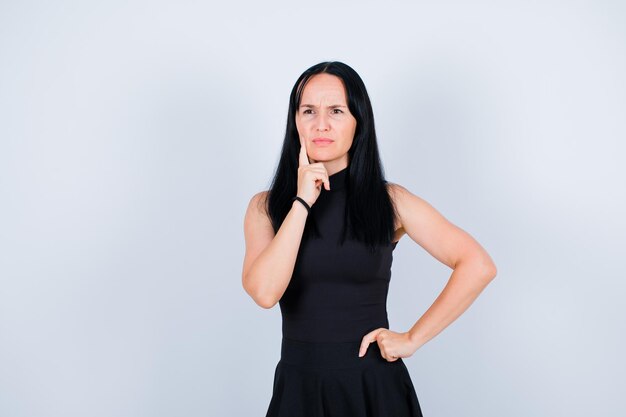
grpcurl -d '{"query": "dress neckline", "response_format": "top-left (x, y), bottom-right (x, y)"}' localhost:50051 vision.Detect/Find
top-left (326, 166), bottom-right (348, 191)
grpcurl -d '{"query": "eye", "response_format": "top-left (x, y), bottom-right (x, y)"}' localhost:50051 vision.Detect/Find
top-left (332, 108), bottom-right (344, 114)
top-left (302, 109), bottom-right (313, 114)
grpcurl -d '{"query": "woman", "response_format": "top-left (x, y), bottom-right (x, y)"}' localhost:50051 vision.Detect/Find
top-left (242, 61), bottom-right (497, 416)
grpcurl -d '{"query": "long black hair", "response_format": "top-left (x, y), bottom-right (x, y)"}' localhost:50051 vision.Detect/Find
top-left (264, 61), bottom-right (397, 253)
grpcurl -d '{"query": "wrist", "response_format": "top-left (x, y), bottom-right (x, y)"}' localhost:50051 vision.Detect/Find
top-left (407, 330), bottom-right (424, 350)
top-left (292, 196), bottom-right (311, 214)
top-left (291, 198), bottom-right (310, 215)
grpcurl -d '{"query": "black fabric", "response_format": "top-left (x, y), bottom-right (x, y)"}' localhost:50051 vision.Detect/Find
top-left (265, 338), bottom-right (423, 417)
top-left (265, 165), bottom-right (423, 416)
top-left (280, 166), bottom-right (398, 343)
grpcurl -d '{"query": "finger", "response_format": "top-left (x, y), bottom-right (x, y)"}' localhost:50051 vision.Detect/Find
top-left (307, 168), bottom-right (330, 191)
top-left (311, 163), bottom-right (330, 191)
top-left (358, 328), bottom-right (383, 357)
top-left (298, 136), bottom-right (310, 167)
top-left (358, 338), bottom-right (372, 358)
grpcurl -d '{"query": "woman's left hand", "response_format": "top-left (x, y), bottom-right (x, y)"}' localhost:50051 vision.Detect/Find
top-left (358, 328), bottom-right (416, 362)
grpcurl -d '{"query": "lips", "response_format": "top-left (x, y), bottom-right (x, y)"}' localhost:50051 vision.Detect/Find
top-left (312, 138), bottom-right (334, 143)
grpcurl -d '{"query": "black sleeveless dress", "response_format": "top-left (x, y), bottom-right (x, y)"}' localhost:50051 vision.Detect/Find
top-left (265, 166), bottom-right (424, 417)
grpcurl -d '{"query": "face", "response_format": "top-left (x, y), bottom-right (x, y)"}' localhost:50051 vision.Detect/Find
top-left (295, 73), bottom-right (357, 169)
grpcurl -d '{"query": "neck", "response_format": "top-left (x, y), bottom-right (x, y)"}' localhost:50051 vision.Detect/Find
top-left (309, 159), bottom-right (349, 177)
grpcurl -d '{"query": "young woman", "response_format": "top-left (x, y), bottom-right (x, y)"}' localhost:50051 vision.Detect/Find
top-left (242, 61), bottom-right (497, 416)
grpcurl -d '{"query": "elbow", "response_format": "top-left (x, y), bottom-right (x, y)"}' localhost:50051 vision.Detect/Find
top-left (258, 296), bottom-right (277, 310)
top-left (242, 273), bottom-right (278, 309)
top-left (458, 254), bottom-right (497, 281)
top-left (254, 291), bottom-right (278, 309)
top-left (474, 249), bottom-right (497, 281)
top-left (473, 253), bottom-right (497, 281)
top-left (483, 259), bottom-right (497, 281)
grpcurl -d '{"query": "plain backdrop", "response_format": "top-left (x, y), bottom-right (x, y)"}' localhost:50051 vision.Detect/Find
top-left (1, 1), bottom-right (624, 416)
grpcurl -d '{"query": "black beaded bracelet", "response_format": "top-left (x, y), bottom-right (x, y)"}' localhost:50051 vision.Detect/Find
top-left (291, 196), bottom-right (311, 214)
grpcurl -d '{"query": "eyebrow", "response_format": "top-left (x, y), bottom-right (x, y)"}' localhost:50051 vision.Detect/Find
top-left (300, 104), bottom-right (347, 109)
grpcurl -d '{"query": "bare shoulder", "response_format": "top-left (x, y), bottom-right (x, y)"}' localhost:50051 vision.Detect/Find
top-left (385, 181), bottom-right (406, 204)
top-left (385, 182), bottom-right (410, 238)
top-left (385, 181), bottom-right (445, 243)
top-left (386, 181), bottom-right (428, 205)
top-left (245, 190), bottom-right (271, 224)
top-left (385, 182), bottom-right (413, 217)
top-left (386, 181), bottom-right (413, 197)
top-left (243, 190), bottom-right (274, 255)
top-left (249, 190), bottom-right (269, 212)
top-left (385, 181), bottom-right (436, 228)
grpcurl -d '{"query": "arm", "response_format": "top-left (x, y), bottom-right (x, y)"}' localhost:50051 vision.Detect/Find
top-left (389, 183), bottom-right (498, 350)
top-left (242, 191), bottom-right (309, 309)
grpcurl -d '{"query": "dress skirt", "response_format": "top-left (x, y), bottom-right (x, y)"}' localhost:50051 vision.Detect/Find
top-left (265, 337), bottom-right (423, 417)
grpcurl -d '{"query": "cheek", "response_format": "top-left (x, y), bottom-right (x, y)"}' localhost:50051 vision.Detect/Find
top-left (340, 131), bottom-right (354, 149)
top-left (295, 119), bottom-right (304, 135)
top-left (296, 117), bottom-right (310, 131)
top-left (342, 120), bottom-right (357, 139)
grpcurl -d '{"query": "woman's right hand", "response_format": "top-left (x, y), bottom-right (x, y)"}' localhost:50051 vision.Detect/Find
top-left (296, 136), bottom-right (330, 207)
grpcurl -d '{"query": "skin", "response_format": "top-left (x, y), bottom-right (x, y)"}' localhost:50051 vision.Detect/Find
top-left (296, 73), bottom-right (357, 177)
top-left (242, 73), bottom-right (498, 362)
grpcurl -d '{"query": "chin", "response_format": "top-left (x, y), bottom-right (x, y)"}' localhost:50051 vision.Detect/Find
top-left (311, 151), bottom-right (339, 160)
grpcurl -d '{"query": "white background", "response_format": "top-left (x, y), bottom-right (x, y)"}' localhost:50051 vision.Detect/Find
top-left (1, 1), bottom-right (624, 416)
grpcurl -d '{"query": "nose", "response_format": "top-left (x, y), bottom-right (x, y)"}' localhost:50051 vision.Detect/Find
top-left (316, 112), bottom-right (330, 132)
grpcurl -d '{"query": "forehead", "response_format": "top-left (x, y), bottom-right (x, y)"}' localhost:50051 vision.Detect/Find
top-left (300, 73), bottom-right (347, 102)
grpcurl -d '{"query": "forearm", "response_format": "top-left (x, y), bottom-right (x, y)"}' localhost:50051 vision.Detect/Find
top-left (244, 201), bottom-right (308, 308)
top-left (407, 259), bottom-right (496, 349)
